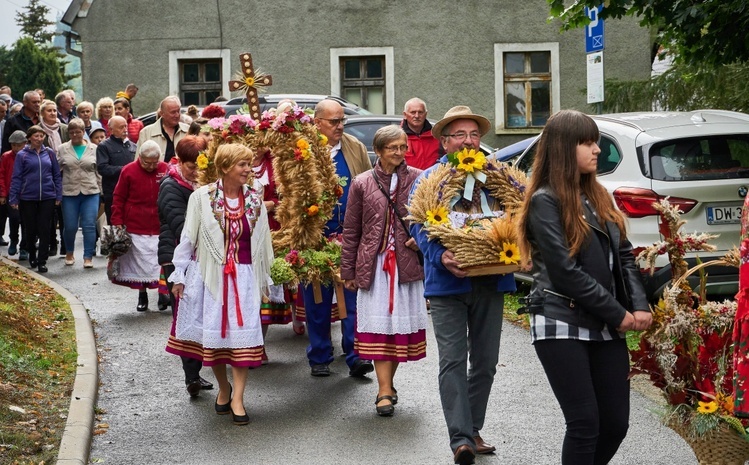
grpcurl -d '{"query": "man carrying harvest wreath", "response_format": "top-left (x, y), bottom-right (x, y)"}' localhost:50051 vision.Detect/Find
top-left (409, 106), bottom-right (516, 465)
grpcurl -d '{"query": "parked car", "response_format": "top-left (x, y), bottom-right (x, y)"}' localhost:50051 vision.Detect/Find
top-left (493, 136), bottom-right (537, 163)
top-left (512, 110), bottom-right (749, 301)
top-left (222, 94), bottom-right (372, 118)
top-left (343, 115), bottom-right (495, 165)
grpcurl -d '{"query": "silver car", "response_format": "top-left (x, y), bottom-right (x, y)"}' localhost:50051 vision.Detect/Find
top-left (513, 110), bottom-right (749, 300)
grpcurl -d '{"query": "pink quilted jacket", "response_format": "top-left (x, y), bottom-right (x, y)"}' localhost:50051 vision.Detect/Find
top-left (341, 161), bottom-right (424, 290)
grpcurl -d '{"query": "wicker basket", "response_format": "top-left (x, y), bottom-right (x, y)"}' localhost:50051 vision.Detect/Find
top-left (664, 256), bottom-right (747, 464)
top-left (668, 418), bottom-right (749, 465)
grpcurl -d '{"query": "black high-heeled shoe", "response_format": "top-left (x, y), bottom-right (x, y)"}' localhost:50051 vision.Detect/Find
top-left (230, 406), bottom-right (249, 425)
top-left (215, 387), bottom-right (232, 415)
top-left (136, 292), bottom-right (148, 312)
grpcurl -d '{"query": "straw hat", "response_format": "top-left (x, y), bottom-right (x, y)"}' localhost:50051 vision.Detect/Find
top-left (431, 105), bottom-right (491, 138)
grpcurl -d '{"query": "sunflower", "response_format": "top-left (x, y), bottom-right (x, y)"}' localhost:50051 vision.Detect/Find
top-left (426, 206), bottom-right (450, 226)
top-left (196, 153), bottom-right (209, 170)
top-left (244, 76), bottom-right (255, 87)
top-left (696, 401), bottom-right (718, 414)
top-left (499, 242), bottom-right (520, 265)
top-left (456, 148), bottom-right (486, 173)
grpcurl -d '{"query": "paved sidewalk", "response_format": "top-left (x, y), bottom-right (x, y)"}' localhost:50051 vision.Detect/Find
top-left (4, 238), bottom-right (698, 464)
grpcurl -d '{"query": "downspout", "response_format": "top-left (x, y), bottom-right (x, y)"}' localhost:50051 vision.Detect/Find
top-left (62, 30), bottom-right (82, 58)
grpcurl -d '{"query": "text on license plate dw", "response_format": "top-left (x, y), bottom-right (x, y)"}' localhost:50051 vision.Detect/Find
top-left (706, 205), bottom-right (743, 225)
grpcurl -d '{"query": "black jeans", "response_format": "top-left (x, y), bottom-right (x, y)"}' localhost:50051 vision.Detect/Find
top-left (19, 199), bottom-right (55, 265)
top-left (534, 338), bottom-right (630, 465)
top-left (1, 203), bottom-right (21, 243)
top-left (163, 263), bottom-right (203, 383)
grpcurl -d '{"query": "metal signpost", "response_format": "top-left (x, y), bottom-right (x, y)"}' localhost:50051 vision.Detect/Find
top-left (585, 5), bottom-right (605, 112)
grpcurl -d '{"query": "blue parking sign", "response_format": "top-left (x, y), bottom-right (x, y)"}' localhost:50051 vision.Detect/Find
top-left (585, 5), bottom-right (605, 53)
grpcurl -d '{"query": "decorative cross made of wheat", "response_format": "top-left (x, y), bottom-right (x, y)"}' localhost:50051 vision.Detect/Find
top-left (228, 52), bottom-right (273, 120)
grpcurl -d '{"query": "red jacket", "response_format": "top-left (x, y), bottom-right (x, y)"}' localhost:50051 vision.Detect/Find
top-left (126, 115), bottom-right (144, 144)
top-left (111, 160), bottom-right (168, 235)
top-left (401, 119), bottom-right (441, 170)
top-left (0, 149), bottom-right (17, 197)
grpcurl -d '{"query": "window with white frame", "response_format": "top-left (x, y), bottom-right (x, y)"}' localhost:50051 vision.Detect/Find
top-left (179, 59), bottom-right (222, 106)
top-left (168, 49), bottom-right (231, 105)
top-left (494, 43), bottom-right (560, 133)
top-left (340, 56), bottom-right (385, 114)
top-left (330, 47), bottom-right (394, 115)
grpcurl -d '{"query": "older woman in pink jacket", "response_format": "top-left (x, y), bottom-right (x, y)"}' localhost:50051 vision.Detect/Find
top-left (341, 125), bottom-right (426, 417)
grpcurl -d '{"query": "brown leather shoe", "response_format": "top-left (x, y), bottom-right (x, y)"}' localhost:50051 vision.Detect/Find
top-left (473, 435), bottom-right (496, 454)
top-left (453, 444), bottom-right (475, 464)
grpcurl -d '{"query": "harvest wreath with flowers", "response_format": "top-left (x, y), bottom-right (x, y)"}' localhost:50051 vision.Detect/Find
top-left (631, 199), bottom-right (749, 463)
top-left (198, 106), bottom-right (343, 289)
top-left (407, 148), bottom-right (527, 273)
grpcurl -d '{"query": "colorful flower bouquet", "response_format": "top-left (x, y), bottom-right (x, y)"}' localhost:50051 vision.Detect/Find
top-left (407, 148), bottom-right (526, 275)
top-left (269, 234), bottom-right (343, 289)
top-left (631, 199), bottom-right (749, 464)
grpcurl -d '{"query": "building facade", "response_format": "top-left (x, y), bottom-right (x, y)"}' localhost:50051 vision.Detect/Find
top-left (62, 0), bottom-right (652, 148)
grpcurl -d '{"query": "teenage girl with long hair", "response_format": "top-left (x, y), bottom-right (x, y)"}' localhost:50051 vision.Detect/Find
top-left (516, 109), bottom-right (653, 464)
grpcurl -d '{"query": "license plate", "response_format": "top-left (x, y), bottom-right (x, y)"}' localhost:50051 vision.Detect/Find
top-left (706, 204), bottom-right (743, 225)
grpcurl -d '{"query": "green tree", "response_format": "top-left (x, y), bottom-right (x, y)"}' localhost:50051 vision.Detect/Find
top-left (0, 46), bottom-right (13, 87)
top-left (15, 0), bottom-right (55, 46)
top-left (594, 62), bottom-right (749, 113)
top-left (6, 38), bottom-right (63, 98)
top-left (547, 0), bottom-right (749, 67)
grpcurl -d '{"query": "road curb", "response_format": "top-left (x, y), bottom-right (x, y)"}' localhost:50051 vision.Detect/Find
top-left (1, 257), bottom-right (98, 465)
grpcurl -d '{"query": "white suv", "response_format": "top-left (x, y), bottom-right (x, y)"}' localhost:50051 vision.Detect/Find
top-left (513, 110), bottom-right (749, 301)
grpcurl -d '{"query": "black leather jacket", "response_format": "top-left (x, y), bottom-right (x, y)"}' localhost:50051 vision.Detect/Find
top-left (522, 188), bottom-right (649, 331)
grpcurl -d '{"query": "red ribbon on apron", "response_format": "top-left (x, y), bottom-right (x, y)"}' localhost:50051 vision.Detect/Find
top-left (221, 257), bottom-right (244, 338)
top-left (382, 248), bottom-right (397, 314)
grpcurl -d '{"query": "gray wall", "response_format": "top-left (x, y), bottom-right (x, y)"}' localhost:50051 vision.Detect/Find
top-left (72, 0), bottom-right (651, 148)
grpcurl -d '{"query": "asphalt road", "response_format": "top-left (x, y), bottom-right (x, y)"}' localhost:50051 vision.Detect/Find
top-left (3, 232), bottom-right (698, 465)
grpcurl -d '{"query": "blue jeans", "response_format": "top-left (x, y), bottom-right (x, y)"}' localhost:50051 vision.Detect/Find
top-left (301, 283), bottom-right (359, 368)
top-left (61, 193), bottom-right (99, 259)
top-left (429, 276), bottom-right (505, 452)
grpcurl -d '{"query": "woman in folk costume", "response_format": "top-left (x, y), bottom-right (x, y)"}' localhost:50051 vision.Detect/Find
top-left (341, 125), bottom-right (427, 417)
top-left (168, 143), bottom-right (273, 426)
top-left (109, 140), bottom-right (168, 311)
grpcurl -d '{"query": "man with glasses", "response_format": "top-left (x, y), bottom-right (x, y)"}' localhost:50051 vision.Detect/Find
top-left (410, 106), bottom-right (515, 465)
top-left (400, 97), bottom-right (441, 170)
top-left (303, 99), bottom-right (373, 378)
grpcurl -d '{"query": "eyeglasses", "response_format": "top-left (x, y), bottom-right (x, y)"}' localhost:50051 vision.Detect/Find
top-left (318, 117), bottom-right (347, 126)
top-left (383, 144), bottom-right (408, 153)
top-left (444, 131), bottom-right (481, 142)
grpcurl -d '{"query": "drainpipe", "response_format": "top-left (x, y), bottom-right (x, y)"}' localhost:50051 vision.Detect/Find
top-left (62, 30), bottom-right (82, 58)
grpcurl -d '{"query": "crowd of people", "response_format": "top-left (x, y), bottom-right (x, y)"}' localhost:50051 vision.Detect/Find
top-left (0, 83), bottom-right (653, 465)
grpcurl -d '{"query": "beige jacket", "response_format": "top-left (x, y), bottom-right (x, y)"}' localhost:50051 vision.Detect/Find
top-left (57, 140), bottom-right (102, 196)
top-left (340, 132), bottom-right (371, 178)
top-left (135, 118), bottom-right (190, 161)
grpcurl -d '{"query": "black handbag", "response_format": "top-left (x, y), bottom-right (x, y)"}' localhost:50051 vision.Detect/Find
top-left (371, 171), bottom-right (424, 266)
